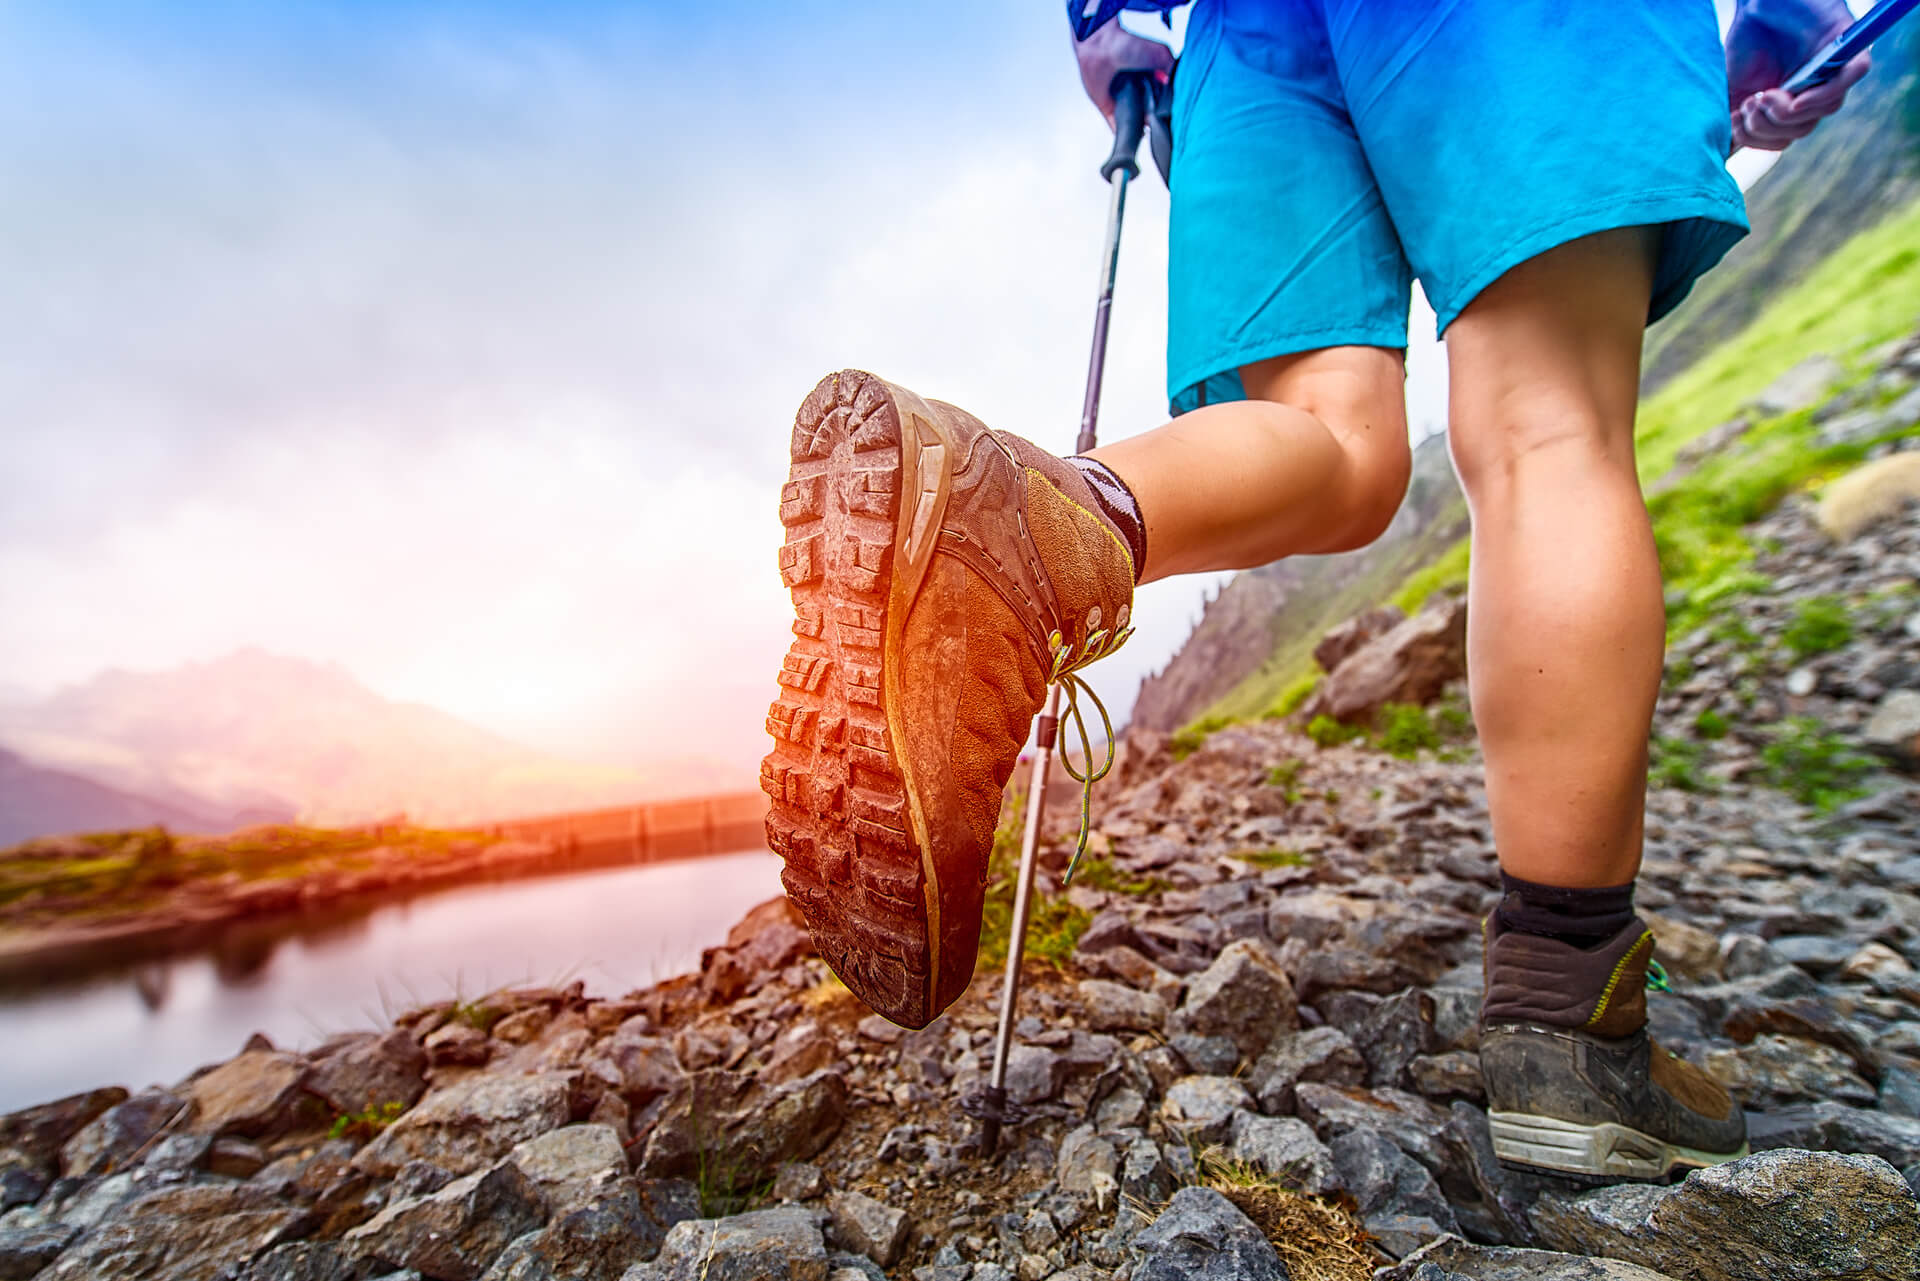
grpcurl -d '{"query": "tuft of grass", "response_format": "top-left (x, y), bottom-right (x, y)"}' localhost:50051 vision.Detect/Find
top-left (1305, 716), bottom-right (1363, 749)
top-left (1072, 854), bottom-right (1167, 897)
top-left (1267, 671), bottom-right (1322, 721)
top-left (1265, 758), bottom-right (1305, 803)
top-left (329, 1100), bottom-right (407, 1141)
top-left (1781, 595), bottom-right (1854, 658)
top-left (1391, 538), bottom-right (1470, 615)
top-left (1230, 848), bottom-right (1310, 869)
top-left (977, 793), bottom-right (1090, 971)
top-left (1196, 1151), bottom-right (1374, 1281)
top-left (1757, 716), bottom-right (1878, 812)
top-left (1650, 736), bottom-right (1714, 793)
top-left (1693, 708), bottom-right (1730, 740)
top-left (1375, 703), bottom-right (1442, 760)
top-left (1170, 714), bottom-right (1233, 762)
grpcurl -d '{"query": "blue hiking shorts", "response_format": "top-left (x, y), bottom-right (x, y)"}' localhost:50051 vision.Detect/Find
top-left (1168, 0), bottom-right (1749, 412)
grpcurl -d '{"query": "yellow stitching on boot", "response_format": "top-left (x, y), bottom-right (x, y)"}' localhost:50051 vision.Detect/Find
top-left (1586, 931), bottom-right (1655, 1029)
top-left (1023, 467), bottom-right (1136, 573)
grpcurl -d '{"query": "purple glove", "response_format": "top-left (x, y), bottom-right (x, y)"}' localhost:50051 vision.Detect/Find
top-left (1073, 17), bottom-right (1173, 129)
top-left (1726, 0), bottom-right (1871, 151)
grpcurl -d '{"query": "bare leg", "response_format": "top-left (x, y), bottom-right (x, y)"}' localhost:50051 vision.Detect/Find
top-left (1446, 227), bottom-right (1663, 889)
top-left (1087, 346), bottom-right (1411, 582)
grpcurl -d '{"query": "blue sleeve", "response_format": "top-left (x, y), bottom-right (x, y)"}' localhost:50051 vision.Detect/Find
top-left (1068, 0), bottom-right (1185, 41)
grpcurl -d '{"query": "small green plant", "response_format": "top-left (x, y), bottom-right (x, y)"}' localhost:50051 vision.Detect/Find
top-left (1757, 716), bottom-right (1877, 812)
top-left (329, 1100), bottom-right (406, 1141)
top-left (1170, 714), bottom-right (1233, 761)
top-left (1267, 670), bottom-right (1321, 720)
top-left (1305, 715), bottom-right (1362, 749)
top-left (1781, 595), bottom-right (1853, 658)
top-left (1375, 703), bottom-right (1442, 760)
top-left (1072, 854), bottom-right (1167, 897)
top-left (1265, 758), bottom-right (1305, 803)
top-left (1692, 708), bottom-right (1730, 740)
top-left (978, 793), bottom-right (1091, 970)
top-left (1230, 847), bottom-right (1310, 869)
top-left (1649, 736), bottom-right (1713, 793)
top-left (1322, 788), bottom-right (1341, 806)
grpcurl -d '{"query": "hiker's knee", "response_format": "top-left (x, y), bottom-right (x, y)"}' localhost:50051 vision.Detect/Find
top-left (1239, 345), bottom-right (1409, 548)
top-left (1449, 397), bottom-right (1628, 503)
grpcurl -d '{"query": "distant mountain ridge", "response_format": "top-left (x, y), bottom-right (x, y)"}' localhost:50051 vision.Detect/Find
top-left (0, 746), bottom-right (292, 847)
top-left (0, 649), bottom-right (668, 836)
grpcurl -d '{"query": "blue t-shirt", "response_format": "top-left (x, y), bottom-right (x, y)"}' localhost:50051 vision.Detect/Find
top-left (1069, 0), bottom-right (1185, 41)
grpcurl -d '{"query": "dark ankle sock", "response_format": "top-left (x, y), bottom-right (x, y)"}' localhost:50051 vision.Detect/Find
top-left (1069, 457), bottom-right (1147, 583)
top-left (1494, 872), bottom-right (1636, 948)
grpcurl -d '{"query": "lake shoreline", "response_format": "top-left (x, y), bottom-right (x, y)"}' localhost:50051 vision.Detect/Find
top-left (0, 818), bottom-right (766, 989)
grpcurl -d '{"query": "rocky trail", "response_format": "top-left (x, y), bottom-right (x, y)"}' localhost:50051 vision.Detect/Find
top-left (1, 359), bottom-right (1919, 1279)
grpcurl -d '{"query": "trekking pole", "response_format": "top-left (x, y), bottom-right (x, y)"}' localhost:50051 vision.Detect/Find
top-left (972, 71), bottom-right (1157, 1161)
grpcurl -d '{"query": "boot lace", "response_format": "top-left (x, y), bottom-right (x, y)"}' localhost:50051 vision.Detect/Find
top-left (1046, 607), bottom-right (1133, 887)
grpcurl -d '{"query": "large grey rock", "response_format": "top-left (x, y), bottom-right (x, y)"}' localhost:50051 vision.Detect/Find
top-left (60, 1090), bottom-right (184, 1177)
top-left (1248, 1026), bottom-right (1366, 1114)
top-left (1351, 989), bottom-right (1439, 1089)
top-left (1753, 354), bottom-right (1843, 417)
top-left (1703, 1034), bottom-right (1875, 1108)
top-left (586, 1035), bottom-right (683, 1107)
top-left (0, 1224), bottom-right (77, 1281)
top-left (1295, 1083), bottom-right (1451, 1174)
top-left (1226, 1111), bottom-right (1335, 1193)
top-left (1302, 593), bottom-right (1467, 725)
top-left (636, 1069), bottom-right (847, 1192)
top-left (1077, 978), bottom-right (1169, 1034)
top-left (1002, 1044), bottom-right (1064, 1105)
top-left (1168, 939), bottom-right (1299, 1061)
top-left (1128, 1185), bottom-right (1287, 1281)
top-left (477, 1181), bottom-right (655, 1281)
top-left (1330, 1129), bottom-right (1459, 1259)
top-left (306, 1028), bottom-right (429, 1116)
top-left (1316, 606), bottom-right (1406, 674)
top-left (1119, 1136), bottom-right (1175, 1205)
top-left (1530, 1149), bottom-right (1920, 1281)
top-left (826, 1190), bottom-right (909, 1268)
top-left (345, 1161), bottom-right (547, 1281)
top-left (508, 1124), bottom-right (627, 1214)
top-left (0, 1088), bottom-right (127, 1173)
top-left (354, 1073), bottom-right (575, 1178)
top-left (39, 1183), bottom-right (313, 1281)
top-left (1160, 1076), bottom-right (1255, 1146)
top-left (620, 1204), bottom-right (828, 1281)
top-left (1745, 1101), bottom-right (1920, 1168)
top-left (187, 1050), bottom-right (309, 1138)
top-left (233, 1242), bottom-right (356, 1281)
top-left (1377, 1235), bottom-right (1682, 1280)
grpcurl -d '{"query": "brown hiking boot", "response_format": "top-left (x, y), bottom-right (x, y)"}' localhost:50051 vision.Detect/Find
top-left (1480, 914), bottom-right (1748, 1181)
top-left (762, 371), bottom-right (1136, 1028)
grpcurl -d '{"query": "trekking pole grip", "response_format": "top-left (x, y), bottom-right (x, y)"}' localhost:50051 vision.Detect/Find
top-left (1100, 72), bottom-right (1153, 181)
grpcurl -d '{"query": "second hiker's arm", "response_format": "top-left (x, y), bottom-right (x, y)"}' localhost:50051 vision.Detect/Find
top-left (1069, 8), bottom-right (1173, 129)
top-left (1725, 0), bottom-right (1871, 150)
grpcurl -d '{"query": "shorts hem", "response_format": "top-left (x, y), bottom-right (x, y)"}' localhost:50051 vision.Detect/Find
top-left (1167, 324), bottom-right (1410, 406)
top-left (1426, 186), bottom-right (1750, 335)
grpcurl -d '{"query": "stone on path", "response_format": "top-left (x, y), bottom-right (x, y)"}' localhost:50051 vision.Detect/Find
top-left (507, 1124), bottom-right (627, 1214)
top-left (1377, 1235), bottom-right (1683, 1280)
top-left (1863, 688), bottom-right (1920, 774)
top-left (354, 1072), bottom-right (574, 1178)
top-left (1530, 1149), bottom-right (1920, 1281)
top-left (60, 1090), bottom-right (184, 1178)
top-left (305, 1027), bottom-right (429, 1116)
top-left (1248, 1026), bottom-right (1365, 1115)
top-left (826, 1190), bottom-right (910, 1268)
top-left (636, 1069), bottom-right (847, 1191)
top-left (1076, 978), bottom-right (1169, 1034)
top-left (1168, 939), bottom-right (1299, 1061)
top-left (187, 1050), bottom-right (309, 1139)
top-left (1160, 1076), bottom-right (1255, 1146)
top-left (1752, 354), bottom-right (1843, 417)
top-left (0, 1225), bottom-right (78, 1281)
top-left (1226, 1111), bottom-right (1335, 1194)
top-left (1744, 1101), bottom-right (1920, 1169)
top-left (479, 1181), bottom-right (656, 1281)
top-left (39, 1183), bottom-right (313, 1281)
top-left (1315, 605), bottom-right (1405, 674)
top-left (0, 1087), bottom-right (127, 1173)
top-left (1329, 1128), bottom-right (1459, 1259)
top-left (1127, 1185), bottom-right (1288, 1281)
top-left (344, 1160), bottom-right (546, 1281)
top-left (620, 1204), bottom-right (829, 1281)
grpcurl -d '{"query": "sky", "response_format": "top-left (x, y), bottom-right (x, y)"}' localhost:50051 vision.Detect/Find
top-left (0, 1), bottom-right (1795, 784)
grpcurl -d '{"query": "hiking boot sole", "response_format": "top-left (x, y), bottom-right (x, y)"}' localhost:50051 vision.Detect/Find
top-left (1488, 1110), bottom-right (1750, 1182)
top-left (761, 370), bottom-right (957, 1029)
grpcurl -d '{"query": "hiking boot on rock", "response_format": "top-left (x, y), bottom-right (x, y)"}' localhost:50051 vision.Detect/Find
top-left (1480, 915), bottom-right (1749, 1181)
top-left (762, 370), bottom-right (1136, 1028)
